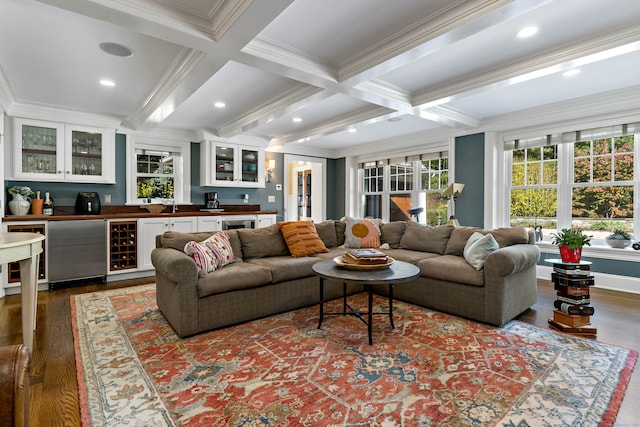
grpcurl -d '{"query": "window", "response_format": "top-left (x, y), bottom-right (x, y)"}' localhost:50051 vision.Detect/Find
top-left (507, 124), bottom-right (638, 242)
top-left (125, 135), bottom-right (190, 204)
top-left (358, 152), bottom-right (449, 225)
top-left (136, 150), bottom-right (175, 199)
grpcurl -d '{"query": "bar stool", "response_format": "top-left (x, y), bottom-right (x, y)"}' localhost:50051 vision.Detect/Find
top-left (408, 207), bottom-right (424, 222)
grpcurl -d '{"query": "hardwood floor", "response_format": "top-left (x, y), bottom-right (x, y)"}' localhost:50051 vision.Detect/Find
top-left (1, 278), bottom-right (638, 426)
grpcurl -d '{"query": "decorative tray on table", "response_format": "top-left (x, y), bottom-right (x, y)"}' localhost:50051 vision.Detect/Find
top-left (333, 255), bottom-right (394, 270)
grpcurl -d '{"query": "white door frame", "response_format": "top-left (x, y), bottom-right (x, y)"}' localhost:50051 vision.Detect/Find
top-left (283, 154), bottom-right (326, 222)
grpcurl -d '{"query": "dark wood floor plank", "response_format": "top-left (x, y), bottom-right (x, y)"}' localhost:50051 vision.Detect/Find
top-left (0, 277), bottom-right (637, 426)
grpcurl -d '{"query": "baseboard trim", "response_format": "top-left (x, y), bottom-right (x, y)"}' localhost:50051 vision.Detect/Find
top-left (537, 265), bottom-right (640, 295)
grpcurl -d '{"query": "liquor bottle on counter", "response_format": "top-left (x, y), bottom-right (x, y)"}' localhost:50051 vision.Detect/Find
top-left (43, 191), bottom-right (53, 216)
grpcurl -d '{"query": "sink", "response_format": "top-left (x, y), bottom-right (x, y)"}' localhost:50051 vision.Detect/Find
top-left (200, 208), bottom-right (224, 212)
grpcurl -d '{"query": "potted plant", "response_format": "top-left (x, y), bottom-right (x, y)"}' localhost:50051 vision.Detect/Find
top-left (8, 186), bottom-right (34, 216)
top-left (551, 228), bottom-right (592, 263)
top-left (605, 229), bottom-right (634, 249)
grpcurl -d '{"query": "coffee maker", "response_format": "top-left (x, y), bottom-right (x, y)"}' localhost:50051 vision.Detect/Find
top-left (205, 192), bottom-right (219, 209)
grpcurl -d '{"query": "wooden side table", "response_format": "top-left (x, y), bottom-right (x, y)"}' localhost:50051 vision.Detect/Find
top-left (0, 232), bottom-right (45, 350)
top-left (544, 258), bottom-right (596, 337)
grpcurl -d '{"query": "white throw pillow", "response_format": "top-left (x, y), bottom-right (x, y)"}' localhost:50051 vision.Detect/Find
top-left (463, 232), bottom-right (499, 270)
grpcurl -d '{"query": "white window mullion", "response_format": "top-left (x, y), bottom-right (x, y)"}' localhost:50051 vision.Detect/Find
top-left (556, 142), bottom-right (572, 229)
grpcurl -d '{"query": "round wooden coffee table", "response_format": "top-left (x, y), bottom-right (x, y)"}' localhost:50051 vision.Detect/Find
top-left (312, 258), bottom-right (419, 345)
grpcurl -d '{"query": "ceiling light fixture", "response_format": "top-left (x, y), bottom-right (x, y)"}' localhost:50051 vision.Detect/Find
top-left (292, 117), bottom-right (302, 123)
top-left (99, 42), bottom-right (134, 57)
top-left (99, 79), bottom-right (115, 87)
top-left (214, 101), bottom-right (226, 108)
top-left (348, 128), bottom-right (357, 133)
top-left (563, 69), bottom-right (581, 77)
top-left (517, 26), bottom-right (538, 38)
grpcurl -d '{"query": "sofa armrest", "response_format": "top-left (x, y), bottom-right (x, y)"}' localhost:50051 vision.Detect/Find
top-left (484, 244), bottom-right (540, 277)
top-left (151, 247), bottom-right (198, 285)
top-left (0, 344), bottom-right (30, 427)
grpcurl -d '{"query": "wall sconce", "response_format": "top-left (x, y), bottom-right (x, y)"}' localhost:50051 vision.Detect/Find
top-left (443, 182), bottom-right (465, 226)
top-left (266, 159), bottom-right (276, 182)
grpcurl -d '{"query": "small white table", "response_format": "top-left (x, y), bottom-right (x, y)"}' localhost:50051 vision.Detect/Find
top-left (0, 232), bottom-right (45, 350)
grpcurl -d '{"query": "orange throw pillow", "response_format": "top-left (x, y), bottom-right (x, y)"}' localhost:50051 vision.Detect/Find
top-left (278, 221), bottom-right (330, 257)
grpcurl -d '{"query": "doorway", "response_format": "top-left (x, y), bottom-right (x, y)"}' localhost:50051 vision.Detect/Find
top-left (283, 154), bottom-right (326, 222)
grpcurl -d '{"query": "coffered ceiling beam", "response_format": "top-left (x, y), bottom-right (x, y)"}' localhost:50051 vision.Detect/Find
top-left (338, 0), bottom-right (553, 85)
top-left (269, 105), bottom-right (393, 147)
top-left (217, 84), bottom-right (328, 138)
top-left (412, 23), bottom-right (640, 107)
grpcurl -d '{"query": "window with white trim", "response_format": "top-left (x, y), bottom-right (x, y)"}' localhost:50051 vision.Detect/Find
top-left (507, 123), bottom-right (638, 243)
top-left (358, 152), bottom-right (449, 225)
top-left (125, 135), bottom-right (190, 204)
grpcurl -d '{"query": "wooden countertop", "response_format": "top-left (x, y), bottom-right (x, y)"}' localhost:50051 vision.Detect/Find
top-left (3, 204), bottom-right (277, 222)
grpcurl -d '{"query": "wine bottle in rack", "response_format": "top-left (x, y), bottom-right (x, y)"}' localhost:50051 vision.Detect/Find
top-left (43, 191), bottom-right (53, 215)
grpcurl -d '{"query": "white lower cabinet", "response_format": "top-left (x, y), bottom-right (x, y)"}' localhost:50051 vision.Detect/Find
top-left (138, 216), bottom-right (197, 271)
top-left (257, 214), bottom-right (276, 227)
top-left (197, 216), bottom-right (222, 232)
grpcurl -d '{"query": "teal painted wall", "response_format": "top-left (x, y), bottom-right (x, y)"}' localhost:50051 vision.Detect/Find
top-left (326, 157), bottom-right (345, 219)
top-left (454, 133), bottom-right (484, 227)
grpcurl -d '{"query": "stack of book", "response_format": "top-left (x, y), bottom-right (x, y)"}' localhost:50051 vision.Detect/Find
top-left (548, 262), bottom-right (597, 337)
top-left (343, 248), bottom-right (389, 265)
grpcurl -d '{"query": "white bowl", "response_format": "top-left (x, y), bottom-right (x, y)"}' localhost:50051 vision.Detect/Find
top-left (605, 239), bottom-right (632, 248)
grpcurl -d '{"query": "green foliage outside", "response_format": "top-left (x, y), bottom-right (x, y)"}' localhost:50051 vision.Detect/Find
top-left (510, 137), bottom-right (634, 231)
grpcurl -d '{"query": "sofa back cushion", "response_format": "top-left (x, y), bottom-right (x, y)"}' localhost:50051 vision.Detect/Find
top-left (315, 220), bottom-right (338, 248)
top-left (444, 226), bottom-right (481, 256)
top-left (490, 227), bottom-right (530, 247)
top-left (335, 220), bottom-right (346, 246)
top-left (238, 224), bottom-right (290, 258)
top-left (399, 222), bottom-right (453, 254)
top-left (159, 229), bottom-right (244, 260)
top-left (380, 221), bottom-right (407, 249)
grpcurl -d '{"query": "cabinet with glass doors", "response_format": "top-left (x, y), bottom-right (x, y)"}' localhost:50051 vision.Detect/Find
top-left (200, 140), bottom-right (265, 188)
top-left (13, 118), bottom-right (115, 183)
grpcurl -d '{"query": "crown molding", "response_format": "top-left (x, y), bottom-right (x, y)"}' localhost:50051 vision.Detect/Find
top-left (7, 102), bottom-right (123, 129)
top-left (338, 0), bottom-right (521, 83)
top-left (242, 37), bottom-right (337, 82)
top-left (483, 85), bottom-right (640, 135)
top-left (0, 58), bottom-right (16, 113)
top-left (272, 106), bottom-right (392, 146)
top-left (122, 47), bottom-right (206, 131)
top-left (217, 84), bottom-right (327, 137)
top-left (334, 127), bottom-right (456, 159)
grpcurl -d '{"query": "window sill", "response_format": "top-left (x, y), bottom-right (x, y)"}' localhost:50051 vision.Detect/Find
top-left (536, 241), bottom-right (640, 262)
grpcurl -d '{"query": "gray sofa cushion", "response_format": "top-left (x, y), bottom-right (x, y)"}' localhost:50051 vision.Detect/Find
top-left (159, 230), bottom-right (243, 260)
top-left (490, 227), bottom-right (530, 247)
top-left (444, 226), bottom-right (481, 256)
top-left (315, 220), bottom-right (338, 248)
top-left (418, 255), bottom-right (484, 286)
top-left (197, 262), bottom-right (272, 298)
top-left (382, 248), bottom-right (439, 264)
top-left (380, 221), bottom-right (407, 248)
top-left (336, 220), bottom-right (346, 246)
top-left (238, 224), bottom-right (289, 258)
top-left (312, 247), bottom-right (347, 260)
top-left (247, 256), bottom-right (318, 283)
top-left (399, 223), bottom-right (454, 254)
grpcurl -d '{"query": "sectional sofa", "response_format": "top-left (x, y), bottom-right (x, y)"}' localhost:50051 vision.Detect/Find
top-left (151, 220), bottom-right (540, 338)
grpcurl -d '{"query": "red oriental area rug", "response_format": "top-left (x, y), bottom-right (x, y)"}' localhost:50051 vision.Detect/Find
top-left (72, 285), bottom-right (636, 426)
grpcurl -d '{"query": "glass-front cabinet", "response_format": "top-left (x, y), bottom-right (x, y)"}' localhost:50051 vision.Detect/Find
top-left (200, 140), bottom-right (265, 188)
top-left (13, 118), bottom-right (115, 183)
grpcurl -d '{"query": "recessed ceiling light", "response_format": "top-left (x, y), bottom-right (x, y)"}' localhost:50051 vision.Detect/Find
top-left (348, 128), bottom-right (357, 133)
top-left (99, 42), bottom-right (134, 57)
top-left (292, 117), bottom-right (302, 123)
top-left (387, 116), bottom-right (402, 122)
top-left (214, 101), bottom-right (226, 108)
top-left (563, 69), bottom-right (581, 77)
top-left (99, 79), bottom-right (115, 87)
top-left (517, 26), bottom-right (538, 38)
